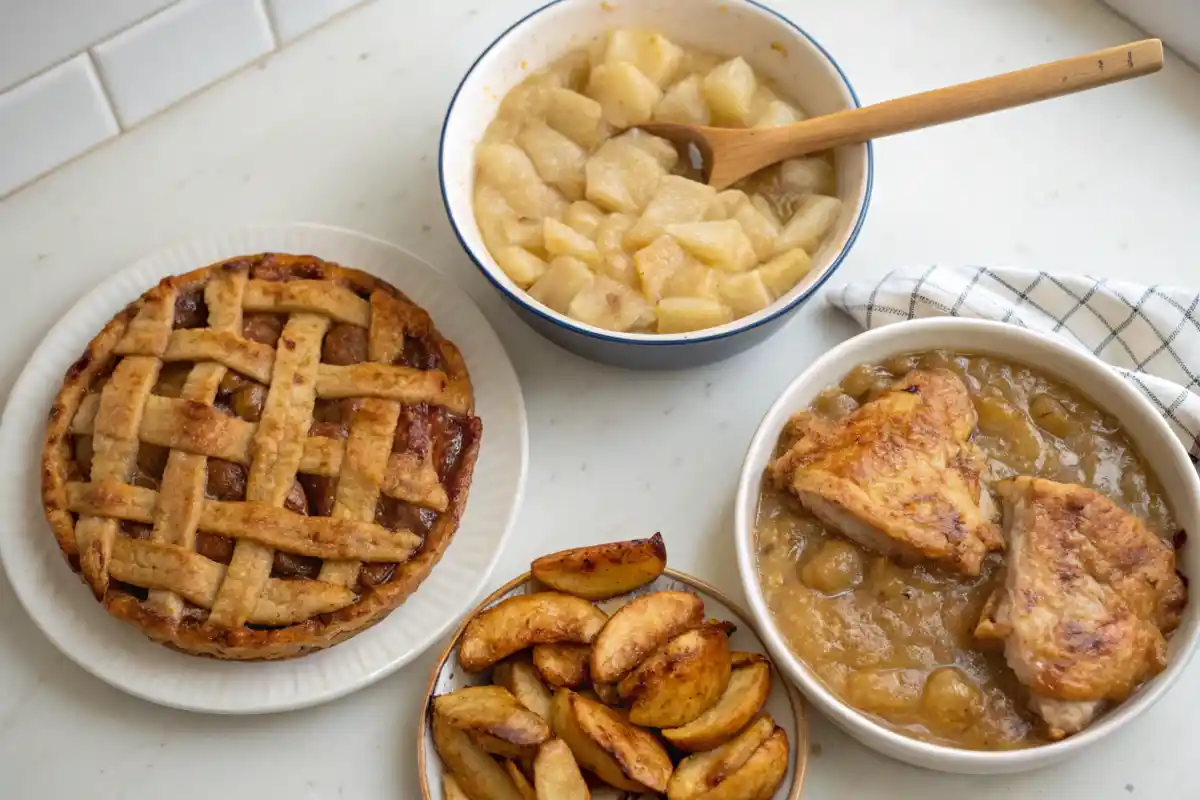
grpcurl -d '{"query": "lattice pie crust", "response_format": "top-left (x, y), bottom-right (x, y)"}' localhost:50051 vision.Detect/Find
top-left (41, 254), bottom-right (482, 660)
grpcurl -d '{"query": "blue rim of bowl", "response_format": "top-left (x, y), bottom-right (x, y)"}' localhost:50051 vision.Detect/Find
top-left (438, 0), bottom-right (874, 347)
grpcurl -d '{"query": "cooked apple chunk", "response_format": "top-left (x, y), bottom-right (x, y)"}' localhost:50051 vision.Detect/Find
top-left (754, 99), bottom-right (803, 128)
top-left (564, 200), bottom-right (605, 238)
top-left (543, 218), bottom-right (600, 266)
top-left (655, 74), bottom-right (711, 125)
top-left (593, 213), bottom-right (638, 286)
top-left (477, 143), bottom-right (566, 219)
top-left (530, 260), bottom-right (595, 316)
top-left (757, 248), bottom-right (813, 297)
top-left (588, 61), bottom-right (663, 128)
top-left (663, 263), bottom-right (720, 301)
top-left (518, 122), bottom-right (587, 201)
top-left (476, 184), bottom-right (544, 254)
top-left (627, 176), bottom-right (718, 250)
top-left (613, 128), bottom-right (679, 172)
top-left (605, 28), bottom-right (684, 86)
top-left (585, 138), bottom-right (666, 214)
top-left (634, 235), bottom-right (693, 303)
top-left (703, 57), bottom-right (758, 126)
top-left (776, 194), bottom-right (842, 254)
top-left (732, 198), bottom-right (781, 260)
top-left (566, 275), bottom-right (655, 332)
top-left (493, 246), bottom-right (547, 288)
top-left (780, 157), bottom-right (836, 196)
top-left (665, 221), bottom-right (758, 272)
top-left (703, 189), bottom-right (746, 222)
top-left (545, 88), bottom-right (609, 149)
top-left (717, 270), bottom-right (773, 316)
top-left (528, 257), bottom-right (595, 314)
top-left (657, 297), bottom-right (735, 333)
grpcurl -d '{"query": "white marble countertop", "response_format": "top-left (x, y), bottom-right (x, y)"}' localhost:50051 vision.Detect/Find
top-left (2, 0), bottom-right (1198, 797)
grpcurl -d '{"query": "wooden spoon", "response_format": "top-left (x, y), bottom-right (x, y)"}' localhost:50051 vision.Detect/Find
top-left (639, 39), bottom-right (1164, 190)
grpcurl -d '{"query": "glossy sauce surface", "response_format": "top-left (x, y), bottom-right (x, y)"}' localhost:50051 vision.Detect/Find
top-left (755, 351), bottom-right (1176, 749)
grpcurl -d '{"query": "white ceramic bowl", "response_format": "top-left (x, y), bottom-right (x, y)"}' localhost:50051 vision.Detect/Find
top-left (734, 318), bottom-right (1200, 774)
top-left (439, 0), bottom-right (873, 369)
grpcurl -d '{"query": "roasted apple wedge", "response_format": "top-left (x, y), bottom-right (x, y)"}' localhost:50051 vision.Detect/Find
top-left (532, 643), bottom-right (592, 688)
top-left (667, 716), bottom-right (789, 800)
top-left (551, 689), bottom-right (673, 794)
top-left (592, 680), bottom-right (623, 707)
top-left (616, 621), bottom-right (733, 728)
top-left (433, 686), bottom-right (551, 760)
top-left (662, 653), bottom-right (771, 751)
top-left (591, 589), bottom-right (704, 683)
top-left (533, 739), bottom-right (590, 800)
top-left (443, 774), bottom-right (469, 800)
top-left (433, 713), bottom-right (526, 800)
top-left (458, 592), bottom-right (608, 672)
top-left (503, 760), bottom-right (537, 800)
top-left (493, 656), bottom-right (555, 722)
top-left (530, 533), bottom-right (668, 600)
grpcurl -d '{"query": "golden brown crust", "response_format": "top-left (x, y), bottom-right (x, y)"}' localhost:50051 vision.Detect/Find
top-left (41, 253), bottom-right (482, 660)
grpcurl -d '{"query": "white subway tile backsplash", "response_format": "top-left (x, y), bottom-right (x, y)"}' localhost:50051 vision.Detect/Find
top-left (93, 0), bottom-right (275, 126)
top-left (1, 0), bottom-right (364, 192)
top-left (0, 54), bottom-right (118, 195)
top-left (266, 0), bottom-right (363, 43)
top-left (0, 0), bottom-right (177, 91)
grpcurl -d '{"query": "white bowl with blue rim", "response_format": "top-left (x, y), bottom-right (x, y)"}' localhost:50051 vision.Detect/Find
top-left (439, 0), bottom-right (873, 369)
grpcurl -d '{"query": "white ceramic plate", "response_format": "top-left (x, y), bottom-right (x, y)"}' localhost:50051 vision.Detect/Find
top-left (417, 569), bottom-right (809, 799)
top-left (0, 223), bottom-right (528, 714)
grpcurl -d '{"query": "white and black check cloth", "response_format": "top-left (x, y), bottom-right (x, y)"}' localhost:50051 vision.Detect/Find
top-left (831, 266), bottom-right (1200, 461)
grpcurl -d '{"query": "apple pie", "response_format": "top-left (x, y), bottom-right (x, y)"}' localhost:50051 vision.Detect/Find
top-left (41, 253), bottom-right (482, 660)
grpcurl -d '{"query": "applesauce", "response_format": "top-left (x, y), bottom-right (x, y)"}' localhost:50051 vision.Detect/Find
top-left (755, 350), bottom-right (1179, 749)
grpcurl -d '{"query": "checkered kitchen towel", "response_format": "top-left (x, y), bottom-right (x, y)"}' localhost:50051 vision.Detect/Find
top-left (830, 266), bottom-right (1200, 461)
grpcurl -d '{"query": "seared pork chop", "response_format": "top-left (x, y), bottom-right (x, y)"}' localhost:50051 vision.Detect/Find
top-left (771, 369), bottom-right (1003, 575)
top-left (976, 477), bottom-right (1186, 739)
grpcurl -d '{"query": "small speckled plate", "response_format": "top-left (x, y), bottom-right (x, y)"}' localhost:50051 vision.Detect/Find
top-left (418, 568), bottom-right (808, 799)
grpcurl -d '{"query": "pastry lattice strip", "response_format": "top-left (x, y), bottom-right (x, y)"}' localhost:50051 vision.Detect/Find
top-left (69, 264), bottom-right (461, 629)
top-left (320, 293), bottom-right (411, 588)
top-left (144, 270), bottom-right (243, 619)
top-left (209, 311), bottom-right (328, 627)
top-left (71, 393), bottom-right (449, 510)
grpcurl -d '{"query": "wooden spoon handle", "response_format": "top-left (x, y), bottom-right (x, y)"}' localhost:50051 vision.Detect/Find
top-left (767, 39), bottom-right (1164, 160)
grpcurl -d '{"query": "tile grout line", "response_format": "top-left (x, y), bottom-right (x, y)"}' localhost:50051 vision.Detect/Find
top-left (82, 52), bottom-right (121, 136)
top-left (0, 0), bottom-right (187, 95)
top-left (0, 0), bottom-right (373, 201)
top-left (85, 50), bottom-right (125, 134)
top-left (258, 0), bottom-right (283, 49)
